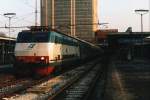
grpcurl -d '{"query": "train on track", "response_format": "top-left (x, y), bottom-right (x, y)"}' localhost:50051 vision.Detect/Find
top-left (0, 36), bottom-right (16, 65)
top-left (13, 26), bottom-right (102, 76)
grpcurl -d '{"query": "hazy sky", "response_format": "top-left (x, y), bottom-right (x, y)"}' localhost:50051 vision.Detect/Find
top-left (99, 0), bottom-right (149, 32)
top-left (0, 0), bottom-right (149, 37)
top-left (0, 0), bottom-right (38, 37)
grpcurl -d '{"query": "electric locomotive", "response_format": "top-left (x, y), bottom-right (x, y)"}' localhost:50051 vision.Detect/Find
top-left (13, 27), bottom-right (101, 76)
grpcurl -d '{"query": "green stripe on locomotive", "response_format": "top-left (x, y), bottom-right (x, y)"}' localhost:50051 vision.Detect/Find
top-left (50, 31), bottom-right (79, 46)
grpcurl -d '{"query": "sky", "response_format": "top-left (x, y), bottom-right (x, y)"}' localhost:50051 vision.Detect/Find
top-left (0, 0), bottom-right (39, 37)
top-left (99, 0), bottom-right (149, 32)
top-left (0, 0), bottom-right (149, 37)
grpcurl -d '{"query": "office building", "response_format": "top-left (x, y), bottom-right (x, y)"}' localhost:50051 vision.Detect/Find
top-left (41, 0), bottom-right (97, 42)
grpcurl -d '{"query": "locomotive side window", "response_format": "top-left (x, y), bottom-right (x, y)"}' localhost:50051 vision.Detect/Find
top-left (50, 34), bottom-right (55, 43)
top-left (55, 36), bottom-right (59, 43)
top-left (49, 31), bottom-right (78, 46)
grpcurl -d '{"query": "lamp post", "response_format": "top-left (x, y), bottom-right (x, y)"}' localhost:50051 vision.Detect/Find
top-left (4, 13), bottom-right (16, 38)
top-left (135, 9), bottom-right (149, 32)
top-left (35, 0), bottom-right (38, 26)
top-left (4, 13), bottom-right (16, 56)
top-left (149, 0), bottom-right (150, 31)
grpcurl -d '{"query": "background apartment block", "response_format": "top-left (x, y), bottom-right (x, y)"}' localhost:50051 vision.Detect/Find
top-left (41, 0), bottom-right (97, 42)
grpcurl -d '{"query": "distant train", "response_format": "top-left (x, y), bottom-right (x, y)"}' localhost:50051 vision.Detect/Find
top-left (13, 27), bottom-right (102, 76)
top-left (0, 36), bottom-right (16, 65)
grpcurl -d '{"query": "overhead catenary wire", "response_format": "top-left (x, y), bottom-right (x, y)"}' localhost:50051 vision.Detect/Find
top-left (0, 11), bottom-right (36, 28)
top-left (13, 12), bottom-right (36, 25)
top-left (22, 0), bottom-right (36, 9)
top-left (0, 0), bottom-right (40, 37)
top-left (0, 0), bottom-right (40, 27)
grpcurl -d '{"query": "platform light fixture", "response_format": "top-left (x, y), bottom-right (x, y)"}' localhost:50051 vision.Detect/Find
top-left (3, 13), bottom-right (16, 38)
top-left (3, 13), bottom-right (16, 54)
top-left (135, 9), bottom-right (149, 32)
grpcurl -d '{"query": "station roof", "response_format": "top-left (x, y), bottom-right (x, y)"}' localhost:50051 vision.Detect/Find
top-left (107, 32), bottom-right (150, 45)
top-left (108, 32), bottom-right (150, 36)
top-left (0, 36), bottom-right (16, 41)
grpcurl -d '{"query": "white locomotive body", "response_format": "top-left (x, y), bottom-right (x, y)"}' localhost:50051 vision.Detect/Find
top-left (14, 28), bottom-right (101, 76)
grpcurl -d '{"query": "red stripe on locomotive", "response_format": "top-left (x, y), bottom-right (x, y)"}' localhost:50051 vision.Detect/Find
top-left (36, 66), bottom-right (55, 76)
top-left (16, 56), bottom-right (49, 63)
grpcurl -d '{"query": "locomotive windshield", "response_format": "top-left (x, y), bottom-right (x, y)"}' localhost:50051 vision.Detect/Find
top-left (17, 32), bottom-right (50, 43)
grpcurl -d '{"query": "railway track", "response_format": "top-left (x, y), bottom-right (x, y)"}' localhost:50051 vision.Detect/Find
top-left (0, 79), bottom-right (32, 99)
top-left (0, 76), bottom-right (51, 99)
top-left (52, 63), bottom-right (101, 100)
top-left (3, 59), bottom-right (100, 100)
top-left (0, 65), bottom-right (32, 99)
top-left (0, 71), bottom-right (54, 99)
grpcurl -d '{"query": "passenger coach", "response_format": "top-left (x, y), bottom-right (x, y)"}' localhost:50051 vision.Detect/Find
top-left (0, 36), bottom-right (16, 64)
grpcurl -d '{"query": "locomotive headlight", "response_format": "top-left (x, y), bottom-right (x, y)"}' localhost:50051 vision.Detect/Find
top-left (41, 57), bottom-right (45, 60)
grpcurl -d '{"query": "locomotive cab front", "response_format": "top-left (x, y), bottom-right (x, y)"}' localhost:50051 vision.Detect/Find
top-left (14, 31), bottom-right (54, 76)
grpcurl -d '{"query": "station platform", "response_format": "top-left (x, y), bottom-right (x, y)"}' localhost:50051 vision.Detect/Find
top-left (104, 59), bottom-right (150, 100)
